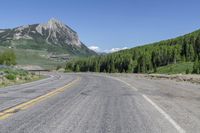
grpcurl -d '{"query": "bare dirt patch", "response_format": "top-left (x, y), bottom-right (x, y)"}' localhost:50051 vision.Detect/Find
top-left (146, 74), bottom-right (200, 84)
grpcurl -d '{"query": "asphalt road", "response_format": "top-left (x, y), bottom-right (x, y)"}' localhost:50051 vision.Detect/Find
top-left (0, 73), bottom-right (199, 133)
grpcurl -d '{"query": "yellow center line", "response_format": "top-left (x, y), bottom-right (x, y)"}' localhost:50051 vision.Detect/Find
top-left (0, 77), bottom-right (81, 120)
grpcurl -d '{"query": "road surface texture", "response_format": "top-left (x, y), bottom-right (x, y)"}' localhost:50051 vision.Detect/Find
top-left (0, 73), bottom-right (199, 133)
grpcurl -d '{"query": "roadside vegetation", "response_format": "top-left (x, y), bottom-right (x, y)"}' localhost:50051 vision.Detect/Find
top-left (0, 49), bottom-right (16, 66)
top-left (0, 68), bottom-right (41, 87)
top-left (66, 29), bottom-right (200, 74)
top-left (0, 49), bottom-right (42, 87)
top-left (156, 62), bottom-right (193, 74)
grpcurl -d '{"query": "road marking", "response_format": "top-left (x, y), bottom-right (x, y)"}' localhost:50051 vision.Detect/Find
top-left (109, 76), bottom-right (138, 91)
top-left (0, 77), bottom-right (80, 120)
top-left (84, 73), bottom-right (138, 91)
top-left (100, 73), bottom-right (185, 133)
top-left (68, 73), bottom-right (185, 133)
top-left (142, 94), bottom-right (186, 133)
top-left (94, 73), bottom-right (185, 133)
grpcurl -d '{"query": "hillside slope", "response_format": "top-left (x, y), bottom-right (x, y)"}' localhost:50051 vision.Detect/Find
top-left (66, 29), bottom-right (200, 74)
top-left (0, 18), bottom-right (96, 56)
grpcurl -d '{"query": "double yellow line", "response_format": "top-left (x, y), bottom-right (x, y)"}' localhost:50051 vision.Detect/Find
top-left (0, 77), bottom-right (80, 120)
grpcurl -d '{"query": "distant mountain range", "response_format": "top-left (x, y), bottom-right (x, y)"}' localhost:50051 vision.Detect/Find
top-left (0, 18), bottom-right (96, 56)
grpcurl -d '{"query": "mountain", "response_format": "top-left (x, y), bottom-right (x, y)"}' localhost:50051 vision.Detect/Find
top-left (66, 29), bottom-right (200, 74)
top-left (0, 18), bottom-right (96, 56)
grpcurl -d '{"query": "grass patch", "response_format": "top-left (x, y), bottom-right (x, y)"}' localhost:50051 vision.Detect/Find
top-left (156, 62), bottom-right (194, 74)
top-left (0, 46), bottom-right (66, 70)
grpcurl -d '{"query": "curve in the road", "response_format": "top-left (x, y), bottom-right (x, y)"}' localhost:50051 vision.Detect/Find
top-left (0, 77), bottom-right (80, 120)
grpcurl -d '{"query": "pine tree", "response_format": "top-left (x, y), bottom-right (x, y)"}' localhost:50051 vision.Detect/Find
top-left (188, 44), bottom-right (195, 61)
top-left (75, 65), bottom-right (80, 72)
top-left (193, 59), bottom-right (200, 74)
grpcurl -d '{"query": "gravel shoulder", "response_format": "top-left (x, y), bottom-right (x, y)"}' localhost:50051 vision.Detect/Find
top-left (147, 74), bottom-right (200, 84)
top-left (110, 73), bottom-right (200, 133)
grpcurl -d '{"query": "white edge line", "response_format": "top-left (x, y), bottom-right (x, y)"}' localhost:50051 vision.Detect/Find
top-left (109, 76), bottom-right (138, 91)
top-left (0, 74), bottom-right (54, 89)
top-left (108, 74), bottom-right (185, 133)
top-left (13, 74), bottom-right (54, 86)
top-left (73, 73), bottom-right (186, 133)
top-left (83, 73), bottom-right (138, 91)
top-left (142, 94), bottom-right (186, 133)
top-left (85, 73), bottom-right (185, 133)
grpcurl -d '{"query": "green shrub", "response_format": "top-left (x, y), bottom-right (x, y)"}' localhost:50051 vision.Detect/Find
top-left (186, 68), bottom-right (190, 74)
top-left (0, 49), bottom-right (16, 66)
top-left (56, 65), bottom-right (62, 70)
top-left (6, 74), bottom-right (16, 80)
top-left (24, 76), bottom-right (31, 80)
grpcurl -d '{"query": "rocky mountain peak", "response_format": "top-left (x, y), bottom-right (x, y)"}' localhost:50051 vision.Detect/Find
top-left (34, 18), bottom-right (82, 47)
top-left (0, 18), bottom-right (96, 56)
top-left (46, 18), bottom-right (65, 30)
top-left (48, 18), bottom-right (62, 25)
top-left (36, 18), bottom-right (63, 34)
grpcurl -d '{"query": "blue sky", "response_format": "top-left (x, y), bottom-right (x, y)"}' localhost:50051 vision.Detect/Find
top-left (0, 0), bottom-right (200, 52)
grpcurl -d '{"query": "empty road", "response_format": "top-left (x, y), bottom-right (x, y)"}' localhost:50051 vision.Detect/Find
top-left (0, 72), bottom-right (199, 133)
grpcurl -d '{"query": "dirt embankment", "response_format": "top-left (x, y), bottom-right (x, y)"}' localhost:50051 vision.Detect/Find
top-left (146, 74), bottom-right (200, 84)
top-left (109, 73), bottom-right (200, 85)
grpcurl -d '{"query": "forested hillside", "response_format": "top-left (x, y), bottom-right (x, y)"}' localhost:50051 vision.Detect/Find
top-left (66, 29), bottom-right (200, 74)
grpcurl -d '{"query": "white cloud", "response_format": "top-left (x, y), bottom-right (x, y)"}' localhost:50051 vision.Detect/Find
top-left (89, 46), bottom-right (128, 53)
top-left (104, 47), bottom-right (128, 53)
top-left (88, 46), bottom-right (100, 52)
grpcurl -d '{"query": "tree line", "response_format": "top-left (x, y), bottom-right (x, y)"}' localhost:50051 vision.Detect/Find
top-left (66, 29), bottom-right (200, 74)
